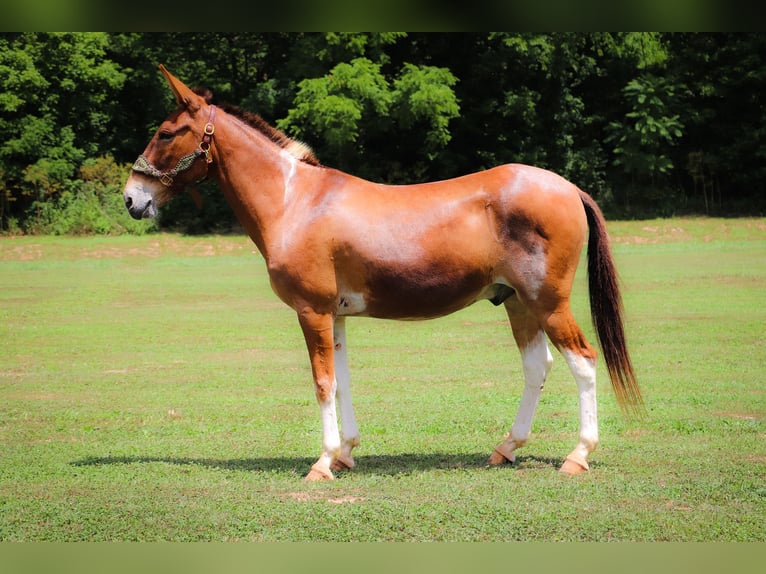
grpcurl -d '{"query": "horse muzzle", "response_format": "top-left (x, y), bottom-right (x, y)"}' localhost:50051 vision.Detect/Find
top-left (123, 176), bottom-right (158, 220)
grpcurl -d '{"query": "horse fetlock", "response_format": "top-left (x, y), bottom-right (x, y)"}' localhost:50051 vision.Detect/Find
top-left (330, 455), bottom-right (355, 472)
top-left (329, 437), bottom-right (359, 471)
top-left (343, 436), bottom-right (360, 450)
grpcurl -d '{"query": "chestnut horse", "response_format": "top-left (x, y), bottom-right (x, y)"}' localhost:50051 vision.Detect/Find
top-left (123, 65), bottom-right (642, 480)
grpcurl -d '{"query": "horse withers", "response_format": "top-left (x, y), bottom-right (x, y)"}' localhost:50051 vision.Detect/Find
top-left (123, 65), bottom-right (643, 480)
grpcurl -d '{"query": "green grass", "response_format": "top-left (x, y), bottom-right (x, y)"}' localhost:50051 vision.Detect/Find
top-left (1, 219), bottom-right (764, 541)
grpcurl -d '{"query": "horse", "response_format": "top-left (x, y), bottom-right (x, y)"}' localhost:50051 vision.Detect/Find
top-left (123, 65), bottom-right (643, 480)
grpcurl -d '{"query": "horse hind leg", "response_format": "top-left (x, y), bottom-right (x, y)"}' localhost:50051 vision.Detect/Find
top-left (489, 306), bottom-right (553, 466)
top-left (542, 306), bottom-right (599, 475)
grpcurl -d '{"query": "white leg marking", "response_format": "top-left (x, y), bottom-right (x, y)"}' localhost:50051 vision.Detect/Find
top-left (314, 385), bottom-right (341, 476)
top-left (493, 330), bottom-right (552, 463)
top-left (333, 317), bottom-right (360, 468)
top-left (511, 330), bottom-right (553, 445)
top-left (561, 350), bottom-right (598, 469)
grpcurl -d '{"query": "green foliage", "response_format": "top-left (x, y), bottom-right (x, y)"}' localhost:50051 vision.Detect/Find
top-left (666, 33), bottom-right (766, 212)
top-left (279, 55), bottom-right (458, 179)
top-left (281, 57), bottom-right (392, 159)
top-left (20, 156), bottom-right (155, 235)
top-left (605, 74), bottom-right (685, 213)
top-left (393, 63), bottom-right (460, 152)
top-left (317, 32), bottom-right (405, 65)
top-left (607, 75), bottom-right (684, 178)
top-left (620, 32), bottom-right (668, 69)
top-left (0, 41), bottom-right (47, 113)
top-left (0, 33), bottom-right (126, 232)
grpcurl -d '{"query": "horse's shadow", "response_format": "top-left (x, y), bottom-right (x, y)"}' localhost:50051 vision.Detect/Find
top-left (71, 452), bottom-right (566, 476)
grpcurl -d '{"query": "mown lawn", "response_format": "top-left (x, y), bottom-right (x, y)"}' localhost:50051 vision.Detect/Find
top-left (1, 219), bottom-right (764, 541)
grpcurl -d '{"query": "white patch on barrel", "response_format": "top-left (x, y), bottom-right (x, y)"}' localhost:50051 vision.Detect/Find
top-left (337, 291), bottom-right (367, 316)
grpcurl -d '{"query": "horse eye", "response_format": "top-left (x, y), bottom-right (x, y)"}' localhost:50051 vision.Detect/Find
top-left (158, 131), bottom-right (174, 141)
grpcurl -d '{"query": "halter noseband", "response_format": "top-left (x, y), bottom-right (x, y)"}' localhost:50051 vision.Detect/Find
top-left (132, 105), bottom-right (217, 187)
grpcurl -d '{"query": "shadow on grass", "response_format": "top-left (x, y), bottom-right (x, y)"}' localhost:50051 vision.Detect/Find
top-left (71, 452), bottom-right (565, 476)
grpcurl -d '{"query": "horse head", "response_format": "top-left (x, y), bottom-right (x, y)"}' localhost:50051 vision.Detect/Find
top-left (123, 65), bottom-right (216, 220)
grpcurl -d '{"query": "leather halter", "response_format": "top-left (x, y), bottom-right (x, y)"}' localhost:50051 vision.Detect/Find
top-left (132, 106), bottom-right (216, 187)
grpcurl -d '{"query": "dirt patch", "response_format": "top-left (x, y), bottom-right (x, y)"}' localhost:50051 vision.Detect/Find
top-left (0, 369), bottom-right (28, 379)
top-left (609, 217), bottom-right (766, 245)
top-left (327, 496), bottom-right (365, 504)
top-left (285, 492), bottom-right (365, 504)
top-left (0, 243), bottom-right (46, 261)
top-left (0, 235), bottom-right (254, 262)
top-left (84, 236), bottom-right (254, 259)
top-left (664, 501), bottom-right (693, 511)
top-left (6, 392), bottom-right (68, 401)
top-left (611, 225), bottom-right (692, 245)
top-left (716, 411), bottom-right (761, 421)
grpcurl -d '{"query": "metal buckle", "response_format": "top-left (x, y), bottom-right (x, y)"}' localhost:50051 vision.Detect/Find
top-left (198, 141), bottom-right (212, 163)
top-left (159, 173), bottom-right (174, 187)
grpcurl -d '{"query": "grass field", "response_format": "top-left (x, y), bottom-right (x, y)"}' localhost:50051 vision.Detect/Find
top-left (1, 218), bottom-right (764, 541)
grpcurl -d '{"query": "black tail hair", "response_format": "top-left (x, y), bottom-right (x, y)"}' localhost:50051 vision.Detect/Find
top-left (580, 191), bottom-right (644, 417)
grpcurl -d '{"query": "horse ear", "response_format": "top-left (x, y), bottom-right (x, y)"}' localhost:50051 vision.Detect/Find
top-left (159, 64), bottom-right (201, 112)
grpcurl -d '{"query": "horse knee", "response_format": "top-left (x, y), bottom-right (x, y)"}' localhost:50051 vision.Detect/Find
top-left (314, 377), bottom-right (336, 404)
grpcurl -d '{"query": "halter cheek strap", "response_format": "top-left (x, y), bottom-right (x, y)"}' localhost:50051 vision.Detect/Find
top-left (132, 105), bottom-right (216, 188)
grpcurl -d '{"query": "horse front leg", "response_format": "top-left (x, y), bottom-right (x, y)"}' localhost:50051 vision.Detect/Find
top-left (298, 308), bottom-right (342, 481)
top-left (330, 317), bottom-right (360, 472)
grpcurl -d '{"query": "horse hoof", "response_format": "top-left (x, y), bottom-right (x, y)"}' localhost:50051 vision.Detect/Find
top-left (305, 464), bottom-right (334, 481)
top-left (559, 457), bottom-right (589, 476)
top-left (330, 456), bottom-right (355, 472)
top-left (488, 446), bottom-right (515, 466)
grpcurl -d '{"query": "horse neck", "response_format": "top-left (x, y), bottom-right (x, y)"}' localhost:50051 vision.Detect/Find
top-left (210, 114), bottom-right (295, 258)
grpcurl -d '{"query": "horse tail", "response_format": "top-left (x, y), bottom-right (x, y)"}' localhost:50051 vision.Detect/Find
top-left (579, 190), bottom-right (645, 418)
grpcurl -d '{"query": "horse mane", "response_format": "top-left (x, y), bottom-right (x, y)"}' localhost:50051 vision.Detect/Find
top-left (218, 103), bottom-right (321, 166)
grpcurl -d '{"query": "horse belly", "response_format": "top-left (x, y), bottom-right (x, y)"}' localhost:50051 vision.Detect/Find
top-left (348, 261), bottom-right (493, 320)
top-left (334, 193), bottom-right (505, 320)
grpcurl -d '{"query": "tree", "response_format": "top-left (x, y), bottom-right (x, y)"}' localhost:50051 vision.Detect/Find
top-left (0, 33), bottom-right (125, 230)
top-left (605, 74), bottom-right (684, 210)
top-left (280, 57), bottom-right (392, 169)
top-left (667, 33), bottom-right (766, 213)
top-left (278, 50), bottom-right (459, 182)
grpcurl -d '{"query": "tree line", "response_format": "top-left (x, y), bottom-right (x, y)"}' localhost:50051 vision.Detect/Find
top-left (1, 32), bottom-right (764, 234)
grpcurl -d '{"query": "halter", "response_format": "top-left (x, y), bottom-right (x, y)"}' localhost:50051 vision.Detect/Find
top-left (132, 106), bottom-right (217, 187)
